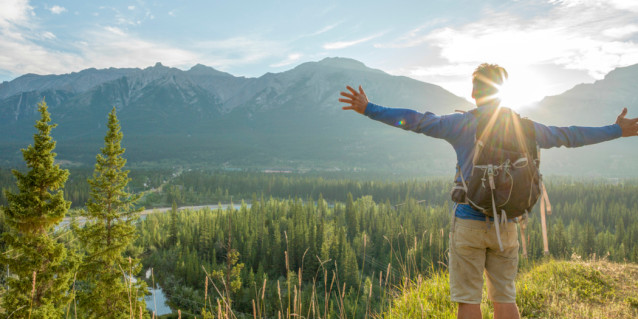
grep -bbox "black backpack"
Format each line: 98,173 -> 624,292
451,107 -> 541,219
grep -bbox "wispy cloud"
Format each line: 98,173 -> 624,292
0,0 -> 33,28
323,33 -> 384,50
41,31 -> 56,39
49,5 -> 66,14
0,0 -> 72,77
78,26 -> 199,70
409,64 -> 476,78
374,19 -> 447,49
0,0 -> 286,81
603,25 -> 638,39
609,0 -> 638,11
288,22 -> 341,47
308,23 -> 340,37
0,2 -> 198,79
550,0 -> 638,12
270,53 -> 302,68
378,0 -> 638,102
0,24 -> 82,77
422,1 -> 638,79
192,37 -> 285,70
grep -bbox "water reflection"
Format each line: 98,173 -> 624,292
145,286 -> 172,316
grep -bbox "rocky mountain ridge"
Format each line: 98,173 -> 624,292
0,58 -> 636,176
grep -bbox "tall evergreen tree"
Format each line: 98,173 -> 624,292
551,220 -> 569,258
169,200 -> 178,246
1,100 -> 77,318
75,107 -> 147,318
345,193 -> 357,240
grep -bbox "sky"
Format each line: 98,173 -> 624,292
1,0 -> 638,108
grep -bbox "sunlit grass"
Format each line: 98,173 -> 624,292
384,259 -> 638,319
517,259 -> 638,318
383,271 -> 455,319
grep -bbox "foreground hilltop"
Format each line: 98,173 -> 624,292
386,259 -> 638,318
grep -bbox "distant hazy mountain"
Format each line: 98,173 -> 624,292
0,58 -> 471,175
0,58 -> 636,176
527,64 -> 638,126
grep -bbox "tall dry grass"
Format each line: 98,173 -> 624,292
190,225 -> 446,319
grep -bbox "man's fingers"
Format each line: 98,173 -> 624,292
338,98 -> 353,104
346,86 -> 358,95
342,106 -> 354,110
618,107 -> 628,119
359,85 -> 366,96
340,92 -> 355,99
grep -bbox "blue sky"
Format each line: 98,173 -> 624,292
1,0 -> 638,107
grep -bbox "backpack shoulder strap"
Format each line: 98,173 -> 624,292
509,109 -> 538,160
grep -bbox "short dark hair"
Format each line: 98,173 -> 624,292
472,63 -> 508,100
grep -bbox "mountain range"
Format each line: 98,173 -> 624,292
1,58 -> 636,177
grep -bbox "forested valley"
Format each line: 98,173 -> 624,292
1,101 -> 638,318
3,164 -> 638,317
134,172 -> 638,317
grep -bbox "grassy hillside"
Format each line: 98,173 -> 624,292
385,259 -> 638,318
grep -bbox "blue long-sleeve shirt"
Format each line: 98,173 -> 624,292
364,102 -> 622,220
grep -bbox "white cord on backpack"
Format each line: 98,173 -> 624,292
491,187 -> 504,252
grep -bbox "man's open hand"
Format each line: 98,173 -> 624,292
339,85 -> 368,114
616,108 -> 638,137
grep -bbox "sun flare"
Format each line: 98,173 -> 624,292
497,67 -> 547,111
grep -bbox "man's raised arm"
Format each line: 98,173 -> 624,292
339,85 -> 466,142
534,108 -> 638,149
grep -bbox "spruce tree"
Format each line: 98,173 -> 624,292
75,107 -> 147,318
168,200 -> 178,246
345,193 -> 357,240
1,100 -> 77,318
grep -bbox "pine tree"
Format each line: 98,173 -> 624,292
1,100 -> 77,318
550,219 -> 569,258
582,222 -> 596,257
199,215 -> 211,261
345,193 -> 357,240
211,208 -> 244,316
169,200 -> 178,246
342,244 -> 360,288
75,107 -> 147,318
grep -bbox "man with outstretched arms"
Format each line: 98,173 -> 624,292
339,63 -> 638,319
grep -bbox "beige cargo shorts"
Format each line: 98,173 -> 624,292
449,217 -> 519,304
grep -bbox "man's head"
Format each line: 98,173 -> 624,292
472,63 -> 508,107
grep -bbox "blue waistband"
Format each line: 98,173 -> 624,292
454,204 -> 517,222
